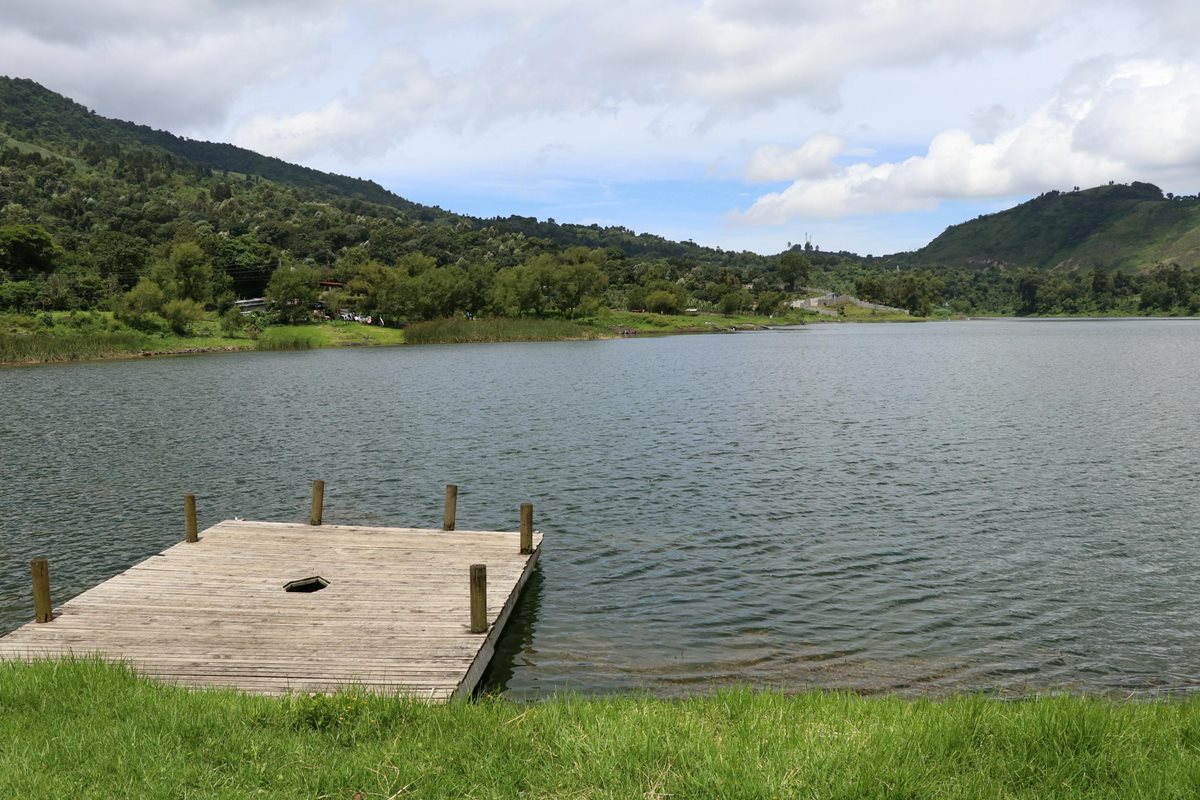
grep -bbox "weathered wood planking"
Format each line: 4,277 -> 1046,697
0,520 -> 541,701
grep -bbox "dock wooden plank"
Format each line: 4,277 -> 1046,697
0,520 -> 541,701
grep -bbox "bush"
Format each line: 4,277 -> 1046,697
0,279 -> 41,312
115,278 -> 167,330
719,291 -> 750,315
756,291 -> 785,316
645,290 -> 681,315
219,307 -> 244,336
161,298 -> 204,335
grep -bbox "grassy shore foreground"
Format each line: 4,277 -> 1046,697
2,660 -> 1198,798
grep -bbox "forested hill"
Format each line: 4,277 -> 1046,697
899,182 -> 1200,271
7,75 -> 1198,323
0,76 -> 768,269
0,76 -> 426,213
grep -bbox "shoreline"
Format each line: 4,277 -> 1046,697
11,310 -> 1194,368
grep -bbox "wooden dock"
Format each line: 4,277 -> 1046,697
0,508 -> 542,701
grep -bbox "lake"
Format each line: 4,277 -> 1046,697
2,318 -> 1199,698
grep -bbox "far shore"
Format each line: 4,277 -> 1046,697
14,307 -> 1193,367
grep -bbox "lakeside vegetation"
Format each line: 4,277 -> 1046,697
5,76 -> 1200,359
403,317 -> 606,344
0,311 -> 408,364
3,659 -> 1200,798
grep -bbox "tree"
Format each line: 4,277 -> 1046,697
462,263 -> 495,317
409,266 -> 468,320
0,224 -> 61,275
161,298 -> 204,335
625,284 -> 648,311
0,280 -> 40,312
1139,281 -> 1173,312
1015,271 -> 1041,316
548,255 -> 607,317
265,262 -> 319,323
168,241 -> 215,304
776,250 -> 811,292
216,235 -> 276,297
895,271 -> 941,317
86,230 -> 149,285
646,290 -> 682,314
756,290 -> 785,316
492,260 -> 548,317
115,277 -> 166,330
719,290 -> 750,315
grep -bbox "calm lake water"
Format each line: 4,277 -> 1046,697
3,319 -> 1200,698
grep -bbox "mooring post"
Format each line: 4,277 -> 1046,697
443,484 -> 458,531
31,558 -> 52,623
184,493 -> 198,543
520,503 -> 534,555
310,480 -> 324,526
469,564 -> 487,633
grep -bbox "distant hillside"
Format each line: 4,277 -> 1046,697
902,182 -> 1200,271
0,76 -> 761,267
1,76 -> 799,323
0,76 -> 431,213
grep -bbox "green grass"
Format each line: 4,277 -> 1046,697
255,321 -> 407,349
593,308 -> 817,333
830,303 -> 924,322
0,313 -> 407,364
403,317 -> 606,344
255,326 -> 322,350
2,659 -> 1200,798
321,320 -> 407,346
0,330 -> 155,362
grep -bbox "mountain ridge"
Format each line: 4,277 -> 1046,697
898,182 -> 1200,271
0,76 -> 768,269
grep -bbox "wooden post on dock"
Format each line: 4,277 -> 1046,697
443,484 -> 458,531
469,564 -> 487,633
31,559 -> 52,624
184,494 -> 198,543
310,480 -> 324,526
520,503 -> 533,555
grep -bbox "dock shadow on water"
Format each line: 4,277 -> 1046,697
479,564 -> 545,696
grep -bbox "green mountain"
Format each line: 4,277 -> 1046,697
902,182 -> 1200,271
0,76 -> 768,278
0,76 -> 428,213
0,76 -> 789,321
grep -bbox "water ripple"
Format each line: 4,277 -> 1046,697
3,320 -> 1200,698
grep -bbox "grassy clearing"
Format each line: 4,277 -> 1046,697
255,325 -> 322,350
403,317 -> 605,344
595,308 -> 816,333
255,322 -> 406,350
2,660 -> 1199,799
322,320 -> 406,346
832,303 -> 923,322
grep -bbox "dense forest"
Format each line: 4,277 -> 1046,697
2,75 -> 1200,332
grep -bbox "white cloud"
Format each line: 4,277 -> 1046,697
218,0 -> 1082,161
0,3 -> 339,129
731,58 -> 1200,223
745,134 -> 844,182
235,52 -> 451,161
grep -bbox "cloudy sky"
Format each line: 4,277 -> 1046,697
2,1 -> 1198,255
